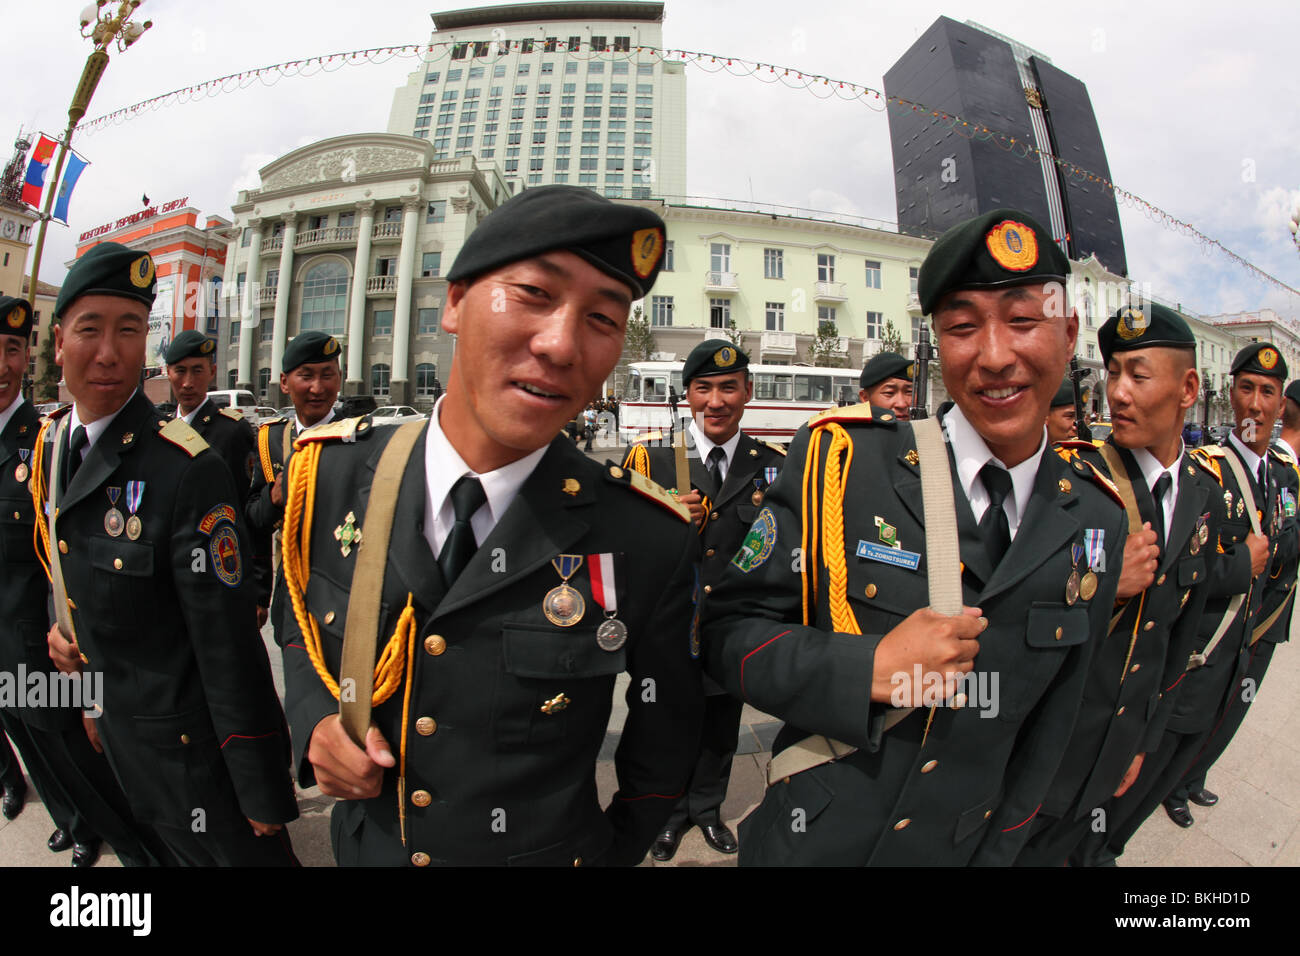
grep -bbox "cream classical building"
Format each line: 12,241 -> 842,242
222,134 -> 508,406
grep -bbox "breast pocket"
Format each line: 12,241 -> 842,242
495,623 -> 625,750
89,536 -> 155,624
0,495 -> 35,564
993,603 -> 1091,723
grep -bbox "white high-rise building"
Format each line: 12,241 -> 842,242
388,2 -> 686,201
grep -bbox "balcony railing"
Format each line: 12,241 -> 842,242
814,281 -> 847,301
260,235 -> 283,254
760,331 -> 796,353
372,221 -> 403,242
295,225 -> 359,249
704,271 -> 739,291
257,285 -> 278,304
366,275 -> 398,295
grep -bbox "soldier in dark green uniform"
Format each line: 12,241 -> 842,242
244,331 -> 342,638
621,340 -> 785,859
1046,377 -> 1079,443
1007,303 -> 1225,865
856,351 -> 914,420
37,243 -> 299,866
700,209 -> 1129,865
278,185 -> 704,866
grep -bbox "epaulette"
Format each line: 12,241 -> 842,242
808,403 -> 879,427
1192,444 -> 1226,459
218,407 -> 244,421
1189,446 -> 1224,485
605,463 -> 690,523
1268,443 -> 1296,464
755,438 -> 787,456
1053,439 -> 1096,464
157,418 -> 209,457
293,415 -> 372,450
1064,454 -> 1125,510
43,403 -> 73,423
640,430 -> 666,443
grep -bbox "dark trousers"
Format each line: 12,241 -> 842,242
0,710 -> 166,865
665,693 -> 745,830
153,821 -> 300,867
1014,811 -> 1096,867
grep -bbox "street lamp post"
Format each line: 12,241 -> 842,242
25,1 -> 152,310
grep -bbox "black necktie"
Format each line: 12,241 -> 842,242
63,425 -> 88,492
978,463 -> 1013,566
706,446 -> 726,496
1257,460 -> 1268,503
438,476 -> 486,586
1151,472 -> 1171,547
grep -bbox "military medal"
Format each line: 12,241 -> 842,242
1079,571 -> 1099,601
124,481 -> 145,540
104,487 -> 125,537
1237,498 -> 1245,519
752,479 -> 764,506
587,552 -> 628,651
1065,542 -> 1084,605
544,554 -> 585,627
14,448 -> 30,483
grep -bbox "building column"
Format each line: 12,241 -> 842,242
236,218 -> 262,390
344,200 -> 375,395
269,212 -> 297,381
389,197 -> 422,405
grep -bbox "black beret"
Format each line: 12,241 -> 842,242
683,339 -> 749,386
446,185 -> 667,298
165,329 -> 216,364
0,296 -> 32,340
1285,380 -> 1300,407
1097,302 -> 1196,365
1051,377 -> 1075,408
918,208 -> 1069,316
55,242 -> 157,318
282,331 -> 341,374
1231,342 -> 1288,380
859,351 -> 913,391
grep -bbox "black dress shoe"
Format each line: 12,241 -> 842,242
1,780 -> 26,820
48,829 -> 73,852
650,827 -> 683,862
1187,788 -> 1219,807
1163,799 -> 1194,828
700,823 -> 739,854
71,840 -> 101,868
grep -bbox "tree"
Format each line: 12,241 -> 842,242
722,318 -> 744,351
622,304 -> 656,361
880,318 -> 906,356
808,320 -> 845,368
34,332 -> 60,402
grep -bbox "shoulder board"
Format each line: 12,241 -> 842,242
756,438 -> 787,457
218,407 -> 244,421
1190,452 -> 1224,484
1054,439 -> 1092,463
1066,455 -> 1125,510
640,430 -> 666,443
293,415 -> 372,449
1191,444 -> 1226,459
158,418 -> 209,457
44,404 -> 73,422
605,463 -> 690,523
808,403 -> 876,428
1268,444 -> 1296,464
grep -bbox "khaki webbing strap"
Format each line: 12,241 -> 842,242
1250,585 -> 1295,646
1096,445 -> 1144,534
1190,450 -> 1260,669
46,418 -> 79,649
1220,450 -> 1263,537
673,429 -> 689,493
337,420 -> 425,747
767,417 -> 962,785
282,421 -> 294,469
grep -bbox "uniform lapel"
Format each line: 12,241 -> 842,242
435,438 -> 593,617
1160,452 -> 1207,574
61,393 -> 152,513
380,423 -> 445,614
0,406 -> 22,466
894,434 -> 993,587
979,450 -> 1079,605
1114,444 -> 1160,528
713,433 -> 760,509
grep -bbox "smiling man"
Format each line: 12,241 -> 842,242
277,185 -> 703,866
700,209 -> 1128,866
621,340 -> 786,860
35,242 -> 298,865
857,351 -> 914,419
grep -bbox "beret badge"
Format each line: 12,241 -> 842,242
1116,307 -> 1147,341
1259,347 -> 1279,370
631,227 -> 664,279
129,255 -> 155,288
984,220 -> 1039,272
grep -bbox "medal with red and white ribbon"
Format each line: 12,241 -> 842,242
587,552 -> 628,651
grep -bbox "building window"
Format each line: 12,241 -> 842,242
817,305 -> 837,334
663,240 -> 674,271
228,369 -> 238,389
373,309 -> 393,336
337,211 -> 355,229
417,307 -> 441,335
909,266 -> 919,295
371,364 -> 390,398
764,248 -> 783,280
421,252 -> 442,277
765,302 -> 785,331
230,320 -> 240,344
300,261 -> 349,334
1086,343 -> 1096,360
257,367 -> 271,400
817,254 -> 836,283
650,295 -> 673,327
241,228 -> 251,247
864,260 -> 882,289
709,299 -> 730,330
264,268 -> 279,289
910,316 -> 921,347
710,242 -> 731,274
866,311 -> 882,340
260,319 -> 273,342
416,363 -> 439,396
426,200 -> 446,224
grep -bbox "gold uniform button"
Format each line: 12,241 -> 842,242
1143,621 -> 1155,632
411,852 -> 431,867
573,857 -> 583,867
920,760 -> 938,774
416,717 -> 437,736
411,790 -> 431,808
10,512 -> 18,520
865,584 -> 878,599
1130,663 -> 1141,674
1192,570 -> 1199,581
1054,626 -> 1063,641
983,810 -> 992,820
1116,706 -> 1126,717
113,558 -> 123,570
180,734 -> 191,745
703,584 -> 713,594
58,540 -> 68,554
705,548 -> 716,558
323,611 -> 336,625
1156,573 -> 1166,586
609,466 -> 624,479
710,511 -> 719,521
893,818 -> 910,831
424,634 -> 447,656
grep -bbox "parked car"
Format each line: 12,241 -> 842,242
370,405 -> 427,427
248,406 -> 283,426
335,395 -> 378,419
205,389 -> 258,415
1207,424 -> 1231,445
1088,421 -> 1112,443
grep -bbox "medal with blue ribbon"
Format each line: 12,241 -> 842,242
104,487 -> 125,537
14,448 -> 30,483
544,554 -> 585,626
125,481 -> 145,540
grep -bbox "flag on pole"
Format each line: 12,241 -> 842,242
52,153 -> 89,224
21,135 -> 57,208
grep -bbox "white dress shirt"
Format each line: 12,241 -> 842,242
0,394 -> 24,436
1129,443 -> 1184,546
942,403 -> 1047,539
688,418 -> 741,484
69,390 -> 137,463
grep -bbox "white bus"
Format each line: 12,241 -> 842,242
618,361 -> 861,445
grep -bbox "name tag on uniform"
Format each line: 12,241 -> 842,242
857,540 -> 921,571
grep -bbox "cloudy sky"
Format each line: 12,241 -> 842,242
8,0 -> 1298,321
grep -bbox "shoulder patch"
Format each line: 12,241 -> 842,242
1191,452 -> 1224,486
44,404 -> 72,422
1268,443 -> 1296,464
808,403 -> 875,428
757,438 -> 787,457
158,418 -> 209,457
605,465 -> 689,522
1073,457 -> 1125,510
293,415 -> 372,450
218,407 -> 244,421
1192,444 -> 1226,459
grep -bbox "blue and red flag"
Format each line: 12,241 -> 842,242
52,153 -> 88,224
22,135 -> 58,208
